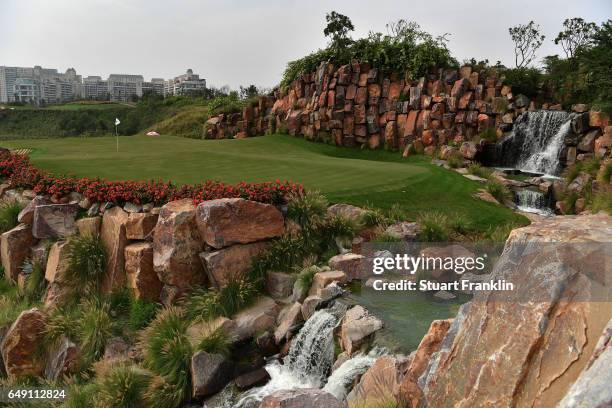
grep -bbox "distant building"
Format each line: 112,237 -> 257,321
142,78 -> 165,96
0,65 -> 82,105
83,76 -> 109,100
107,74 -> 144,102
165,69 -> 206,96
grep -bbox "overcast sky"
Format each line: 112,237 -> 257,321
1,0 -> 610,90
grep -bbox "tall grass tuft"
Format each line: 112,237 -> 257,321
486,182 -> 512,203
598,160 -> 612,183
128,299 -> 159,331
195,327 -> 231,357
417,212 -> 449,242
144,375 -> 187,408
286,190 -> 328,229
21,260 -> 46,302
0,201 -> 23,233
589,190 -> 612,214
95,363 -> 152,408
79,299 -> 115,366
467,163 -> 492,180
359,208 -> 389,229
66,234 -> 107,292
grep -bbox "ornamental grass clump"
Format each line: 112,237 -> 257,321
66,234 -> 107,292
0,201 -> 23,233
95,363 -> 152,408
416,211 -> 449,242
486,181 -> 512,203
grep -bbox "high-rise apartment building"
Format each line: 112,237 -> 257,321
164,69 -> 206,96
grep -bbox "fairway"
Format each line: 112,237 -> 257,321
1,134 -> 527,230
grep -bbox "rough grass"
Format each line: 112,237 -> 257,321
1,134 -> 527,232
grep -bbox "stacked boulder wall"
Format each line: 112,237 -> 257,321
153,199 -> 205,290
100,206 -> 130,292
195,198 -> 284,248
422,214 -> 612,408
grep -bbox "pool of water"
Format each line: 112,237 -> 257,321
343,281 -> 468,353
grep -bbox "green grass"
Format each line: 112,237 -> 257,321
1,134 -> 527,231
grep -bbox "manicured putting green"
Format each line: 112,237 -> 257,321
1,134 -> 527,230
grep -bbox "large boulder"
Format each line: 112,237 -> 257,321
328,253 -> 365,281
265,271 -> 297,299
231,297 -> 279,342
125,242 -> 162,301
327,203 -> 366,222
260,389 -> 344,408
0,308 -> 46,379
199,241 -> 270,288
346,356 -> 409,406
126,212 -> 158,240
45,241 -> 71,283
558,319 -> 612,408
100,206 -> 129,292
423,214 -> 612,408
191,351 -> 233,399
1,224 -> 36,281
385,221 -> 418,241
75,216 -> 101,237
45,336 -> 79,381
17,195 -> 49,225
234,367 -> 270,390
153,199 -> 205,290
274,302 -> 303,344
340,305 -> 383,355
32,203 -> 78,238
195,198 -> 284,249
309,270 -> 347,295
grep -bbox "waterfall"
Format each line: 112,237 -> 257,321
323,349 -> 383,400
514,188 -> 554,216
234,310 -> 340,407
497,111 -> 571,176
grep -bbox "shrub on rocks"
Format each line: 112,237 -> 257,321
66,234 -> 107,293
486,181 -> 512,204
0,201 -> 23,233
94,363 -> 152,408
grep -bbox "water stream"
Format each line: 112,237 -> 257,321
496,111 -> 571,176
514,188 -> 554,216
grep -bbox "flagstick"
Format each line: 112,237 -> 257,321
115,124 -> 118,152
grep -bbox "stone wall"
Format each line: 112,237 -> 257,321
205,63 -> 611,167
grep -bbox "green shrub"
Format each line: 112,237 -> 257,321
141,307 -> 191,406
387,203 -> 407,223
0,276 -> 31,327
372,232 -> 402,243
250,234 -> 310,282
485,223 -> 517,243
44,307 -> 80,345
185,280 -> 257,321
128,300 -> 159,331
486,182 -> 512,203
501,67 -> 542,98
296,265 -> 318,293
286,190 -> 328,230
95,363 -> 152,408
417,212 -> 449,242
590,190 -> 612,214
467,164 -> 492,180
0,201 -> 23,233
196,328 -> 231,357
21,260 -> 46,302
598,160 -> 612,183
79,300 -> 115,365
446,152 -> 464,169
448,213 -> 474,236
61,383 -> 99,408
359,208 -> 388,228
184,288 -> 223,322
66,234 -> 107,292
478,127 -> 498,143
218,279 -> 257,317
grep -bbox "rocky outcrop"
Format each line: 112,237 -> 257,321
17,195 -> 49,225
126,212 -> 158,240
100,206 -> 129,292
124,242 -> 162,301
339,305 -> 383,355
153,199 -> 205,290
328,253 -> 365,281
234,367 -> 270,390
0,308 -> 46,379
423,214 -> 612,408
327,203 -> 366,222
385,221 -> 418,241
32,203 -> 78,238
1,224 -> 36,281
75,216 -> 101,236
231,297 -> 279,342
274,302 -> 303,344
199,241 -> 270,288
558,319 -> 612,408
309,270 -> 347,295
260,389 -> 344,408
191,351 -> 233,399
265,271 -> 296,299
195,198 -> 283,248
44,241 -> 71,283
347,356 -> 409,406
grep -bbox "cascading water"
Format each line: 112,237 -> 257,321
233,309 -> 340,408
496,111 -> 571,176
322,349 -> 382,400
514,188 -> 554,216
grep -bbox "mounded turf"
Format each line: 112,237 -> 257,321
1,134 -> 527,231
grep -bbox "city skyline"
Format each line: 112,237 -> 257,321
1,0 -> 610,90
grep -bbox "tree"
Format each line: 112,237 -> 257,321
509,21 -> 545,68
239,85 -> 259,100
554,18 -> 597,58
324,11 -> 354,57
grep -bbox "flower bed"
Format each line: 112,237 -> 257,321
0,152 -> 304,205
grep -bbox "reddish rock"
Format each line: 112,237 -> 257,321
32,204 -> 78,239
328,253 -> 365,281
196,198 -> 283,249
409,319 -> 452,378
340,305 -> 383,355
422,130 -> 435,146
309,270 -> 348,295
355,87 -> 368,105
404,110 -> 419,138
125,242 -> 161,301
75,216 -> 101,237
100,206 -> 129,292
265,271 -> 297,299
384,121 -> 397,149
44,241 -> 71,284
191,351 -> 233,398
343,115 -> 354,135
45,336 -> 79,381
231,297 -> 279,342
0,308 -> 46,379
199,241 -> 270,288
589,110 -> 605,128
274,302 -> 303,344
451,78 -> 469,98
346,84 -> 357,100
354,104 -> 366,124
126,212 -> 158,240
261,389 -> 344,408
153,199 -> 205,289
1,224 -> 35,282
346,355 -> 407,405
17,196 -> 49,225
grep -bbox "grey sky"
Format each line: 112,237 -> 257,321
1,0 -> 610,90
